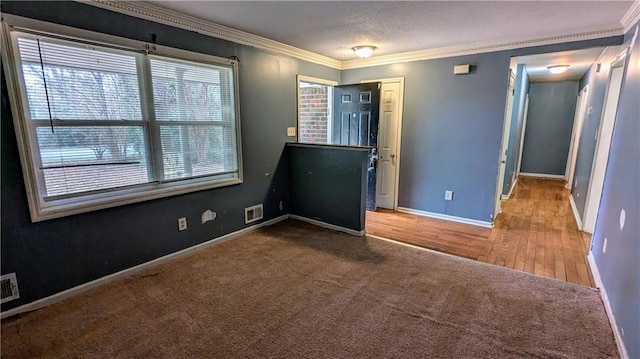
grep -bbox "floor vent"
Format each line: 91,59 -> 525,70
1,273 -> 20,304
245,204 -> 264,224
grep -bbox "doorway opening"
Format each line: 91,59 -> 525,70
361,78 -> 405,211
296,77 -> 384,210
582,50 -> 627,233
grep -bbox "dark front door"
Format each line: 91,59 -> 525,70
333,82 -> 380,210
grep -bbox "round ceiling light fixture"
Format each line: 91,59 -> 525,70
547,65 -> 570,74
352,45 -> 377,59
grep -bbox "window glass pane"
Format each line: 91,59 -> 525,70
9,30 -> 242,219
298,81 -> 332,144
150,58 -> 229,122
36,126 -> 148,197
18,37 -> 142,121
151,57 -> 238,181
160,125 -> 236,180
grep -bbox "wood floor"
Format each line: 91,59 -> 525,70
366,177 -> 594,287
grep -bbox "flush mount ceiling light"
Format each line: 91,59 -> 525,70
547,65 -> 570,74
352,45 -> 377,59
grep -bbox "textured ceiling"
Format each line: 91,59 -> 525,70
149,1 -> 633,60
516,47 -> 606,83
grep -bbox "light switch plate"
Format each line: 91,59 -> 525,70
287,127 -> 296,137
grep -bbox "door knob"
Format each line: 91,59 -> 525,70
390,154 -> 396,158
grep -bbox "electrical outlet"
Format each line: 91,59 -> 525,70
602,237 -> 608,254
445,190 -> 454,201
178,217 -> 187,231
287,127 -> 296,137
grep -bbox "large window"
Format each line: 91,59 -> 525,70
3,19 -> 242,221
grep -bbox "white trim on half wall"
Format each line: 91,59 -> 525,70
288,215 -> 366,237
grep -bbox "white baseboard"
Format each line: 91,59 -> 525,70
396,207 -> 493,228
0,214 -> 289,319
501,177 -> 518,200
519,172 -> 565,179
588,253 -> 629,359
569,194 -> 583,230
288,214 -> 365,237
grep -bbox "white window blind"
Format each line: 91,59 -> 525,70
5,25 -> 242,221
149,57 -> 238,181
18,36 -> 149,198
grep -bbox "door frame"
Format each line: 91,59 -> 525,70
565,85 -> 589,190
296,75 -> 338,144
582,48 -> 628,233
516,94 -> 530,176
361,77 -> 405,210
495,69 -> 516,218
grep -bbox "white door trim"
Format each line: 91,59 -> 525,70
361,77 -> 405,210
565,92 -> 582,181
583,49 -> 628,233
516,94 -> 530,176
566,86 -> 589,190
495,70 -> 516,218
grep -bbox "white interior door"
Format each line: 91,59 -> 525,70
495,71 -> 516,217
566,86 -> 588,190
375,80 -> 403,209
583,60 -> 625,233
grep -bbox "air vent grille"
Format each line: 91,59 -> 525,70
245,204 -> 264,224
1,273 -> 20,304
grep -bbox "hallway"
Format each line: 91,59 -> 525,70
366,176 -> 594,287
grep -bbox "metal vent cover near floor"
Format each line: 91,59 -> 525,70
1,273 -> 20,304
245,204 -> 264,224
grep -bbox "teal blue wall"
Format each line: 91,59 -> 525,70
591,23 -> 640,358
520,81 -> 579,175
571,46 -> 620,218
288,144 -> 368,232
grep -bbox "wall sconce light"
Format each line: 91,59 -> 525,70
547,65 -> 570,74
352,45 -> 377,59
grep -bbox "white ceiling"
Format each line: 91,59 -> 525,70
515,47 -> 606,82
149,1 -> 634,61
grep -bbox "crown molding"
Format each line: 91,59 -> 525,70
81,0 -> 342,69
81,0 -> 626,71
340,28 -> 623,70
621,0 -> 640,33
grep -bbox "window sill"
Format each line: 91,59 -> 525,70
31,176 -> 243,222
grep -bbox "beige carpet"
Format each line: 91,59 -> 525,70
1,220 -> 618,358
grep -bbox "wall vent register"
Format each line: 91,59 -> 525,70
0,273 -> 20,304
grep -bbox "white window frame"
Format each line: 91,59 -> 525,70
1,14 -> 243,222
296,75 -> 337,144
